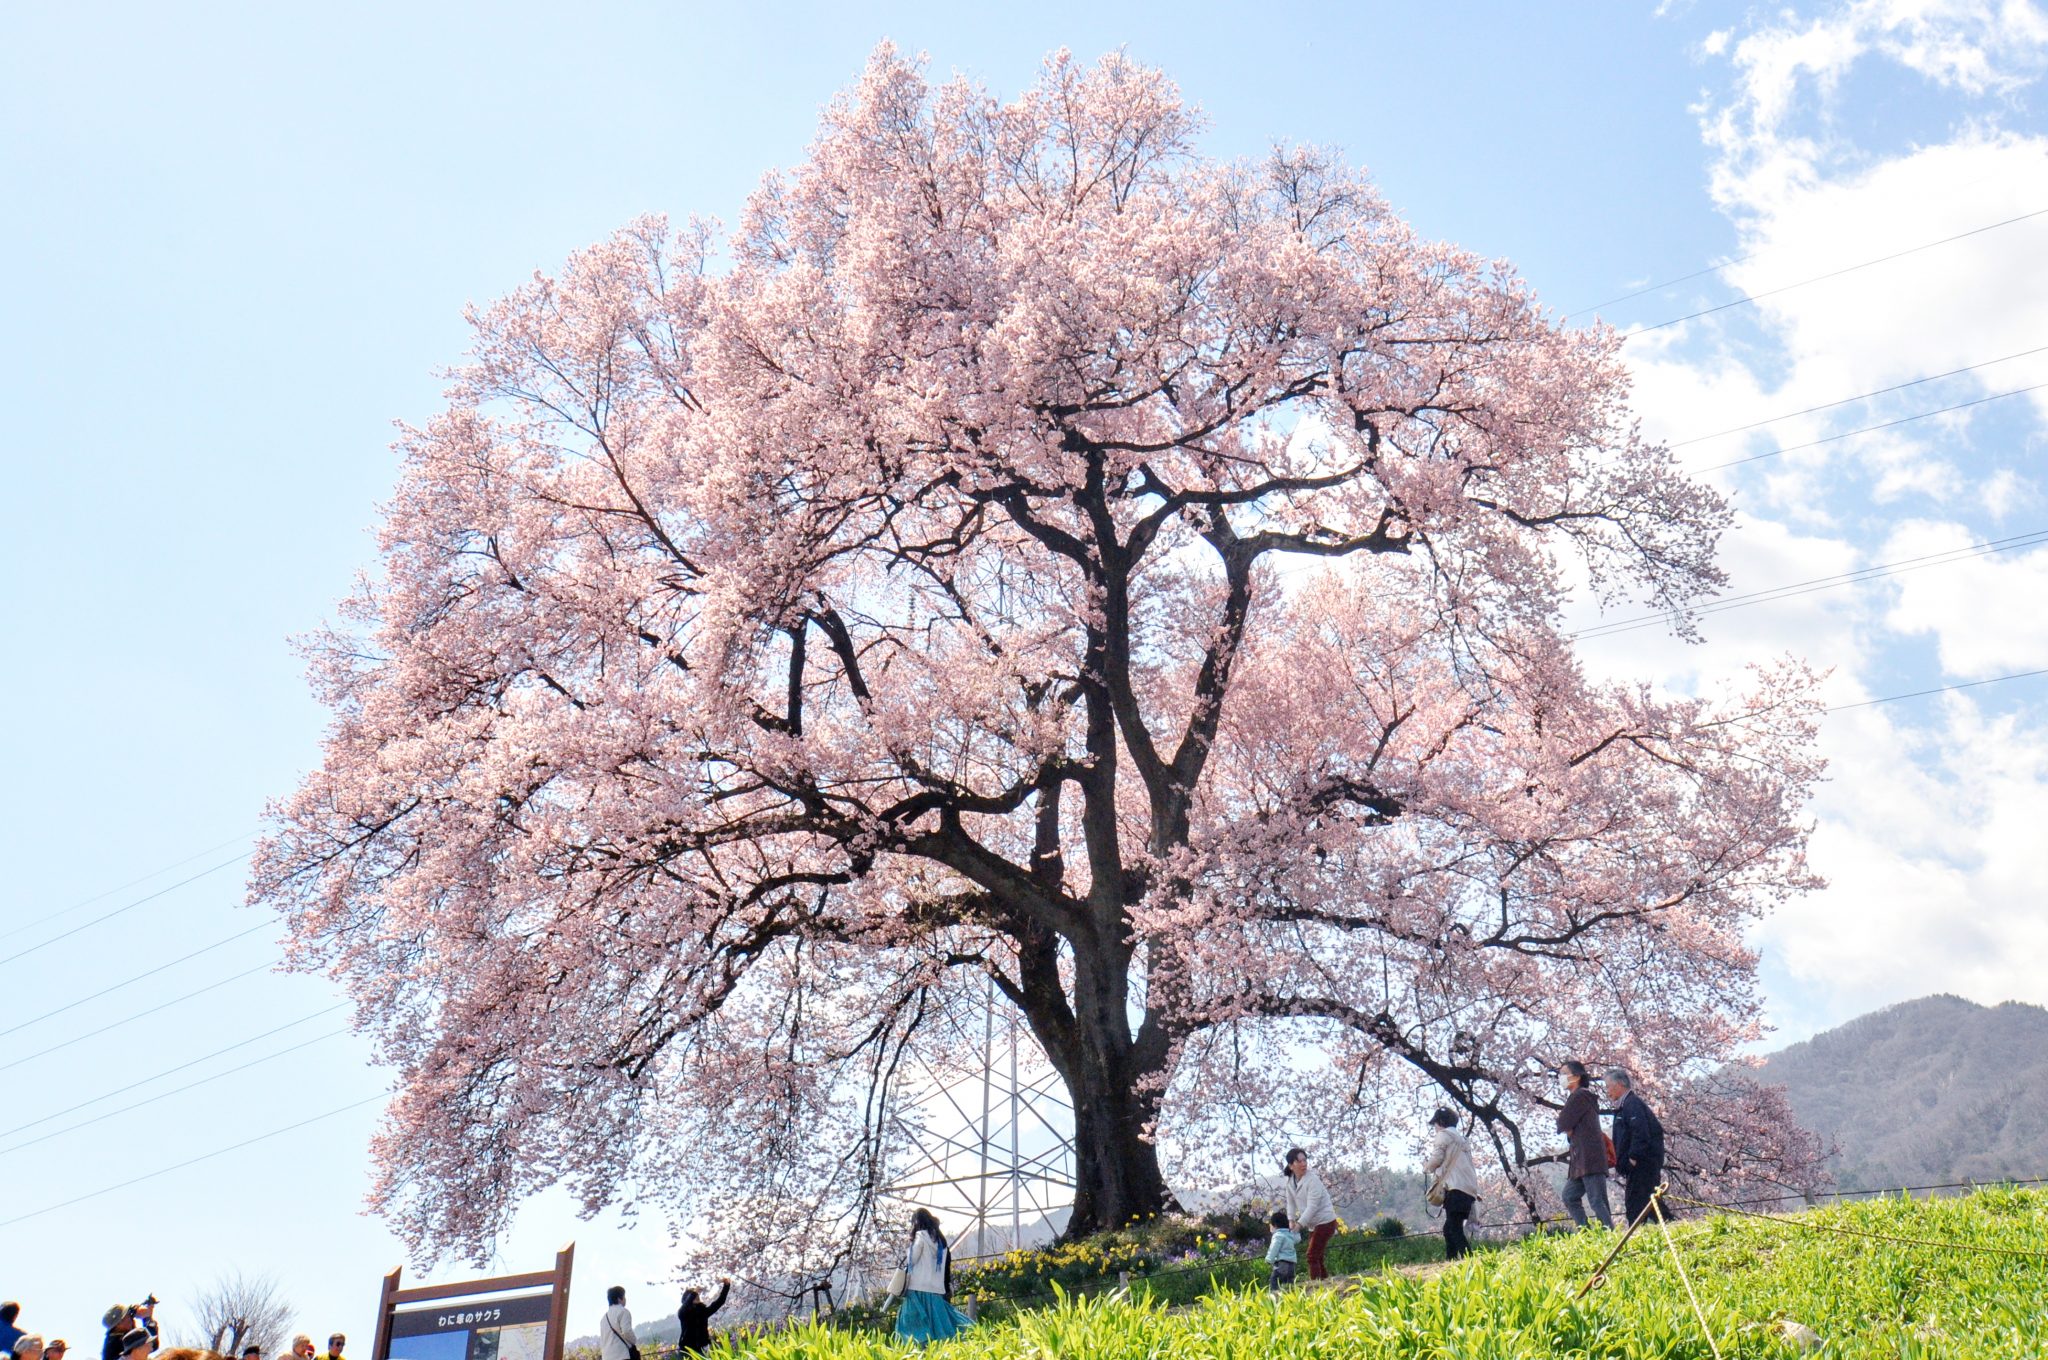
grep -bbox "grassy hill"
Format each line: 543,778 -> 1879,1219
719,1188 -> 2048,1358
1758,995 -> 2048,1191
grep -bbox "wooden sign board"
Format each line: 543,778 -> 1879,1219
370,1246 -> 575,1360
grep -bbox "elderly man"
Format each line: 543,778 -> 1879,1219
1604,1068 -> 1666,1227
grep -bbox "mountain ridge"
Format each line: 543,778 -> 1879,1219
1757,993 -> 2048,1192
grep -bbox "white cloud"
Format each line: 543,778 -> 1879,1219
1882,519 -> 2048,673
1601,0 -> 2048,1042
1760,696 -> 2048,1034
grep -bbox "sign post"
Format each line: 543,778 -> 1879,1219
371,1245 -> 576,1360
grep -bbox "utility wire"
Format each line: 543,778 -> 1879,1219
0,1095 -> 383,1229
1699,381 -> 2048,471
1573,528 -> 2048,642
0,921 -> 273,1039
1628,204 -> 2048,335
1670,342 -> 2048,447
0,1004 -> 349,1139
1562,157 -> 2042,321
0,852 -> 250,968
0,960 -> 277,1072
1564,252 -> 1766,321
1828,667 -> 2048,712
0,830 -> 256,942
0,1026 -> 351,1156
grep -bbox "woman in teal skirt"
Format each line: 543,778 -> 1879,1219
891,1209 -> 973,1344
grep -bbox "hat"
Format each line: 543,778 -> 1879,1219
242,1348 -> 262,1358
120,1330 -> 151,1355
101,1311 -> 127,1331
47,1344 -> 68,1355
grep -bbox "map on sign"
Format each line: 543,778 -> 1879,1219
387,1291 -> 553,1360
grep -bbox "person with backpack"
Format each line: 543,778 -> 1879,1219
676,1280 -> 730,1356
1556,1060 -> 1614,1229
887,1209 -> 972,1344
596,1288 -> 637,1360
1422,1109 -> 1482,1260
1605,1067 -> 1667,1226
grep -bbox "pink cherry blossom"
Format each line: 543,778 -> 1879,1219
252,46 -> 1828,1277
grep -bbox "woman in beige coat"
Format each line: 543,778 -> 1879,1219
1280,1147 -> 1339,1279
1423,1109 -> 1482,1260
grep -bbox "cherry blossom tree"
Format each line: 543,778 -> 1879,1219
254,47 -> 1828,1273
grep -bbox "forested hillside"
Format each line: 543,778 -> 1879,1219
1758,995 -> 2048,1191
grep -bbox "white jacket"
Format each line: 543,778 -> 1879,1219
1282,1168 -> 1336,1231
1425,1126 -> 1482,1197
904,1231 -> 949,1295
598,1306 -> 637,1360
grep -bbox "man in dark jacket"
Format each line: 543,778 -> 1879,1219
1604,1068 -> 1666,1226
677,1280 -> 731,1356
1555,1061 -> 1613,1228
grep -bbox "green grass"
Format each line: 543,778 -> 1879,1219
715,1188 -> 2048,1358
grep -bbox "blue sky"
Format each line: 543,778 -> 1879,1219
4,0 -> 2046,1348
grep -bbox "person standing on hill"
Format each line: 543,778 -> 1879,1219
1557,1061 -> 1614,1229
597,1288 -> 636,1360
1605,1068 -> 1666,1226
888,1209 -> 973,1345
1423,1110 -> 1482,1260
676,1280 -> 730,1355
1263,1210 -> 1300,1289
1280,1148 -> 1339,1280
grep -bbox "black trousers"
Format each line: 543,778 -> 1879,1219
1442,1188 -> 1476,1259
1623,1166 -> 1663,1226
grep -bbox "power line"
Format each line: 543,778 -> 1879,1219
1670,342 -> 2048,447
0,1026 -> 351,1156
0,829 -> 256,942
0,960 -> 277,1072
1563,155 -> 2043,321
1627,203 -> 2048,336
1563,251 -> 1767,321
0,851 -> 250,968
1699,381 -> 2048,472
0,920 -> 273,1040
0,1095 -> 383,1229
0,1004 -> 349,1139
1827,667 -> 2048,712
1573,528 -> 2048,642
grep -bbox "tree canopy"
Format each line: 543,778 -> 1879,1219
254,46 -> 1828,1278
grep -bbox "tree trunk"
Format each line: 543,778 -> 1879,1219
1062,1061 -> 1177,1238
1032,930 -> 1181,1240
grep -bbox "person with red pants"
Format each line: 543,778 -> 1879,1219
1280,1147 -> 1339,1279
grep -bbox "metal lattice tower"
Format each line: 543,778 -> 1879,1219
881,976 -> 1077,1259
